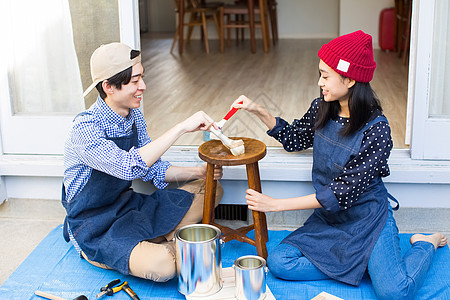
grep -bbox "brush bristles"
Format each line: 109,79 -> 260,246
230,145 -> 245,156
230,139 -> 245,156
230,139 -> 244,147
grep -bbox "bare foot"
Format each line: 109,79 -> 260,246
410,233 -> 448,250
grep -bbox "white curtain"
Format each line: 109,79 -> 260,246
6,0 -> 84,115
429,0 -> 450,116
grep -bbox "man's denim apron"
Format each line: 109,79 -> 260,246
62,121 -> 193,275
282,115 -> 397,286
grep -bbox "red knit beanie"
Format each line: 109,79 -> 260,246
318,30 -> 376,83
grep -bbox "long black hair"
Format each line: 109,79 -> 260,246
315,80 -> 383,136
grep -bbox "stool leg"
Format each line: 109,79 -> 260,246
203,162 -> 217,224
246,162 -> 268,259
246,162 -> 268,240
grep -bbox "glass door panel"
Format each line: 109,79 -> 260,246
0,0 -> 139,155
428,0 -> 450,117
411,0 -> 450,159
0,0 -> 84,155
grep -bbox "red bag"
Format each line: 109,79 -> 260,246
379,8 -> 395,51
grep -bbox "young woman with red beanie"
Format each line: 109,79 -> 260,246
231,30 -> 447,299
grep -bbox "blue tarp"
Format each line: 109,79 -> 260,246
1,225 -> 449,299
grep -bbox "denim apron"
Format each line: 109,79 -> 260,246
281,115 -> 396,286
62,120 -> 193,275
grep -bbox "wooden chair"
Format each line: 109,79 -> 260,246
233,0 -> 278,45
219,0 -> 271,53
171,0 -> 223,54
394,0 -> 412,65
267,0 -> 278,45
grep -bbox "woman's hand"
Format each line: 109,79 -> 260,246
247,191 -> 322,212
231,95 -> 277,130
199,163 -> 223,180
245,189 -> 278,212
179,111 -> 216,133
231,95 -> 261,114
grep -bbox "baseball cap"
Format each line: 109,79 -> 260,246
83,42 -> 141,97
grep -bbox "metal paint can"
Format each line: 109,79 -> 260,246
234,255 -> 267,300
175,224 -> 222,296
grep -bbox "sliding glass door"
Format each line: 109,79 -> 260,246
410,0 -> 450,159
0,0 -> 140,155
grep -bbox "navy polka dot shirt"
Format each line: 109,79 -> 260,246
267,99 -> 393,209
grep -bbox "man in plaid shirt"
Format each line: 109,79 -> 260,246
62,42 -> 222,282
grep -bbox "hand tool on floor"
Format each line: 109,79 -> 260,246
35,290 -> 87,300
215,101 -> 242,130
209,126 -> 245,156
122,282 -> 140,300
96,279 -> 124,298
96,279 -> 140,300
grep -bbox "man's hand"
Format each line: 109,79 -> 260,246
179,111 -> 216,133
199,163 -> 223,180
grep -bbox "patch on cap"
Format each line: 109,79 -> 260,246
337,59 -> 350,73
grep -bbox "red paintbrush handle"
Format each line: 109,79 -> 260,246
223,101 -> 243,120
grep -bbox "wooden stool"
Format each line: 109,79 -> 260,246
199,137 -> 269,259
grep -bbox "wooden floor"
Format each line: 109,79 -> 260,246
140,33 -> 409,148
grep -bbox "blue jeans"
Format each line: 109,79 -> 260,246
267,208 -> 436,299
367,208 -> 435,300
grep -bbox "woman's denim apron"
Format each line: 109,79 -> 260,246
62,120 -> 193,275
281,115 -> 397,286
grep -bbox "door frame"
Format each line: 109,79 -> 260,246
409,0 -> 450,159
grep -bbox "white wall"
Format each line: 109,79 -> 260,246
144,0 -> 339,39
146,0 -> 176,32
144,0 -> 395,48
340,0 -> 395,49
5,176 -> 450,209
220,180 -> 450,209
276,0 -> 339,39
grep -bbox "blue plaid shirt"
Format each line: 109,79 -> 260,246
63,96 -> 171,202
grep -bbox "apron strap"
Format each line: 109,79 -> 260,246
387,193 -> 400,211
63,217 -> 70,242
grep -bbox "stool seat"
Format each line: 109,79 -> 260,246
198,137 -> 268,258
199,137 -> 266,166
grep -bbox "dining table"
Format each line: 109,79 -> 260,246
177,0 -> 260,55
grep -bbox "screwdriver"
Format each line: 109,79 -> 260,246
122,282 -> 140,300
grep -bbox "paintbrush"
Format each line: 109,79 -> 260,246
209,126 -> 245,156
35,290 -> 88,300
215,101 -> 242,130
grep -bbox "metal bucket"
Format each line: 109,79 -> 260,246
175,224 -> 222,297
234,255 -> 267,300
